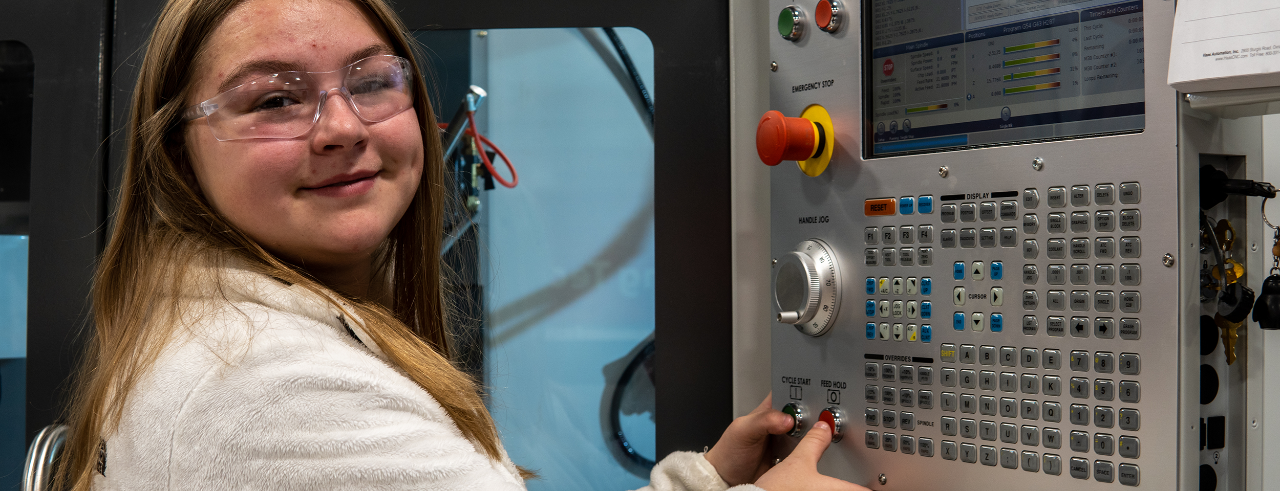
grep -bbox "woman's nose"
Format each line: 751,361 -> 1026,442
311,89 -> 368,150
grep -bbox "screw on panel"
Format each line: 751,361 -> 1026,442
1163,253 -> 1176,267
771,62 -> 778,72
1185,93 -> 1193,102
938,166 -> 949,178
1252,242 -> 1258,252
878,474 -> 887,485
1032,157 -> 1045,171
773,258 -> 778,265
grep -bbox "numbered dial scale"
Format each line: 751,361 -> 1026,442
774,239 -> 844,336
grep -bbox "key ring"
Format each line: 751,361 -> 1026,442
1264,197 -> 1280,275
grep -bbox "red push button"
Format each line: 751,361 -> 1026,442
865,198 -> 897,216
757,110 -> 820,166
819,407 -> 844,442
815,0 -> 843,33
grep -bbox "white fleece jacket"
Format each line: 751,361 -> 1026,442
96,263 -> 764,491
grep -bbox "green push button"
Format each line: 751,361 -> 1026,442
778,7 -> 803,41
781,402 -> 805,436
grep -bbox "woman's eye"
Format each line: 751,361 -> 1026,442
253,93 -> 302,111
350,76 -> 396,95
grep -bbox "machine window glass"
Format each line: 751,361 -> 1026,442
0,39 -> 32,490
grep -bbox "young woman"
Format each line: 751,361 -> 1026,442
58,0 -> 868,489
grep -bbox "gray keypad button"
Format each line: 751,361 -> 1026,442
943,440 -> 958,460
1094,379 -> 1115,401
1044,427 -> 1063,448
919,247 -> 934,266
1095,184 -> 1115,205
865,362 -> 880,380
1119,182 -> 1141,203
1021,425 -> 1040,446
941,204 -> 957,223
1118,463 -> 1140,486
981,420 -> 997,440
1070,457 -> 1090,479
980,202 -> 997,221
1070,290 -> 1089,311
1119,291 -> 1141,313
980,445 -> 997,466
900,435 -> 915,454
1070,430 -> 1090,452
1119,236 -> 1141,258
1095,237 -> 1115,258
883,386 -> 898,405
1044,453 -> 1063,475
1000,397 -> 1018,418
1044,350 -> 1062,369
1120,263 -> 1141,286
1119,209 -> 1141,231
1023,315 -> 1039,335
866,385 -> 880,403
960,228 -> 977,248
1070,316 -> 1090,337
1047,238 -> 1066,259
1119,435 -> 1140,458
1120,318 -> 1142,340
1119,353 -> 1140,375
1020,348 -> 1038,368
901,411 -> 916,431
1094,292 -> 1116,313
1024,188 -> 1040,209
883,409 -> 897,428
900,365 -> 915,383
881,226 -> 897,244
941,229 -> 957,248
960,345 -> 978,364
1094,460 -> 1115,483
1021,374 -> 1040,394
1070,238 -> 1090,259
865,408 -> 879,426
919,390 -> 934,409
901,388 -> 916,407
1094,210 -> 1115,232
1095,264 -> 1116,284
1000,227 -> 1018,247
1022,399 -> 1040,420
960,443 -> 977,464
1044,402 -> 1063,423
1070,211 -> 1091,233
1023,214 -> 1040,234
980,228 -> 997,248
881,248 -> 896,266
1001,448 -> 1018,469
941,368 -> 957,387
883,433 -> 897,452
882,364 -> 897,381
1000,372 -> 1018,393
1119,380 -> 1141,403
1047,187 -> 1067,208
1000,201 -> 1018,220
1094,352 -> 1115,373
1070,185 -> 1091,206
960,203 -> 977,222
941,416 -> 958,435
1070,379 -> 1090,399
1094,406 -> 1115,428
1047,264 -> 1066,284
1023,265 -> 1039,285
980,395 -> 997,416
1047,290 -> 1066,311
941,344 -> 958,362
1023,239 -> 1040,259
1047,212 -> 1066,233
1094,317 -> 1115,339
865,227 -> 879,244
914,226 -> 933,245
1070,351 -> 1090,371
1047,316 -> 1067,336
866,431 -> 880,449
899,226 -> 915,244
1000,346 -> 1017,367
1070,264 -> 1090,285
961,418 -> 977,439
961,393 -> 977,413
919,437 -> 935,457
1022,450 -> 1040,472
865,248 -> 879,266
980,370 -> 997,391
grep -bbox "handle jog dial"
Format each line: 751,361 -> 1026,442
773,239 -> 842,336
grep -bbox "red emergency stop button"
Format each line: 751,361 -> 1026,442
757,110 -> 824,166
819,407 -> 844,442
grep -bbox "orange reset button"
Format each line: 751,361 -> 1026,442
865,198 -> 897,216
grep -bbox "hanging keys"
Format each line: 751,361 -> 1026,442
1215,313 -> 1242,365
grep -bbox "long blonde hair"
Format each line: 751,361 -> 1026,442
60,0 -> 505,488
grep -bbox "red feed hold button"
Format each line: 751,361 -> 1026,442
819,407 -> 844,442
815,0 -> 833,30
756,110 -> 819,166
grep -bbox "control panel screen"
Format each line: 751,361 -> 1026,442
866,0 -> 1145,157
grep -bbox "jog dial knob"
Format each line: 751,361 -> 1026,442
773,239 -> 842,336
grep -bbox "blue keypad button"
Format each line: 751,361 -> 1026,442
921,278 -> 933,295
921,301 -> 933,319
991,314 -> 1004,332
991,261 -> 1004,280
900,197 -> 915,215
918,195 -> 934,214
867,300 -> 877,317
867,323 -> 877,340
866,277 -> 877,295
954,262 -> 966,280
921,325 -> 933,343
953,312 -> 966,331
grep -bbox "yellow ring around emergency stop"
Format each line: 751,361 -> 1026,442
797,104 -> 835,177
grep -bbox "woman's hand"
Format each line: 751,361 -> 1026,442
703,394 -> 796,485
753,421 -> 871,491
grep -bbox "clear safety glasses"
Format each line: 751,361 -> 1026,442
182,55 -> 414,141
